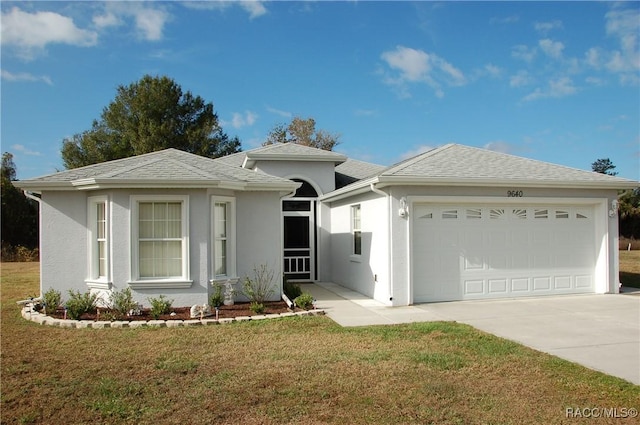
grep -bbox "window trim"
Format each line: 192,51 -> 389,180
351,204 -> 362,260
211,196 -> 237,284
129,195 -> 191,289
86,196 -> 111,289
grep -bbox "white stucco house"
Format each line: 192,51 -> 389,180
16,143 -> 638,307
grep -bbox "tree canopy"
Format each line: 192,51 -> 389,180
591,158 -> 618,176
1,153 -> 38,250
264,117 -> 340,151
61,75 -> 241,169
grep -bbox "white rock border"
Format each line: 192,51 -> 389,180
20,304 -> 325,329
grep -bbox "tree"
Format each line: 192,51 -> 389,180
61,75 -> 241,169
1,152 -> 38,250
264,117 -> 340,151
591,158 -> 618,176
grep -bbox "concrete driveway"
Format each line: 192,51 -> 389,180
305,282 -> 640,385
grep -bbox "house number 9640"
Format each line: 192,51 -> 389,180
507,190 -> 523,197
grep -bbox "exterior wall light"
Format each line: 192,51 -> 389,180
609,199 -> 619,217
399,197 -> 409,218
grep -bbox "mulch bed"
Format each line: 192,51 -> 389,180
47,301 -> 298,321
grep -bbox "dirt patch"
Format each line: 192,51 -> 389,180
47,301 -> 298,321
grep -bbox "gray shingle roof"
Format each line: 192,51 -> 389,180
15,149 -> 298,191
335,158 -> 386,188
245,143 -> 347,162
378,144 -> 637,186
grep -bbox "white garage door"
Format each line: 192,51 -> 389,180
412,203 -> 596,302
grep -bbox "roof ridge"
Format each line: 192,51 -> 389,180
381,143 -> 454,176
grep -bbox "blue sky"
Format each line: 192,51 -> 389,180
1,1 -> 639,180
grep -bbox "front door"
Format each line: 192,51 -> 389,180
283,213 -> 314,280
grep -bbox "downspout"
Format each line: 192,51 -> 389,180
22,191 -> 43,297
370,183 -> 393,305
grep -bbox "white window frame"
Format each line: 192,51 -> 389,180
211,196 -> 237,285
351,204 -> 362,260
86,196 -> 111,289
129,195 -> 191,289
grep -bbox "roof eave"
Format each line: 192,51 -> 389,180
375,175 -> 639,190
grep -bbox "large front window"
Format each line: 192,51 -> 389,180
130,196 -> 190,287
139,202 -> 183,278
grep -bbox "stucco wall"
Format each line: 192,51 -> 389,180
40,192 -> 88,297
254,161 -> 336,195
38,187 -> 284,308
328,191 -> 390,303
235,191 -> 283,302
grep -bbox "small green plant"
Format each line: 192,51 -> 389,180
294,293 -> 314,310
209,283 -> 224,308
283,277 -> 302,300
250,302 -> 265,314
148,295 -> 173,319
242,264 -> 276,304
66,290 -> 98,320
99,310 -> 118,322
109,287 -> 138,319
42,287 -> 61,315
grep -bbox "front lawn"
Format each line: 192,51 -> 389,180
1,262 -> 638,425
620,250 -> 640,289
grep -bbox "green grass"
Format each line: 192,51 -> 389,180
620,250 -> 640,288
2,262 -> 639,425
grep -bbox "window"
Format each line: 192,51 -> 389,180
212,197 -> 236,280
130,196 -> 190,288
352,205 -> 362,256
87,196 -> 109,285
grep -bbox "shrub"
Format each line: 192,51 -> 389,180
109,288 -> 138,319
250,302 -> 265,314
148,295 -> 173,319
294,293 -> 314,310
42,288 -> 61,315
283,277 -> 302,300
209,283 -> 224,308
66,290 -> 98,320
242,264 -> 276,304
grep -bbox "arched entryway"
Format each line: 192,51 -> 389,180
283,179 -> 318,281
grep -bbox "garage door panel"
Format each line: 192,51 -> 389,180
412,203 -> 596,303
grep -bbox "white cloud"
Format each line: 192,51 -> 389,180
92,12 -> 121,29
398,144 -> 438,161
231,111 -> 258,129
134,7 -> 168,41
100,3 -> 170,41
484,141 -> 516,154
534,20 -> 563,35
380,45 -> 466,98
266,106 -> 292,118
182,1 -> 267,19
539,39 -> 564,59
1,7 -> 97,59
1,69 -> 53,85
11,144 -> 42,156
511,45 -> 536,63
354,109 -> 378,117
510,70 -> 533,88
603,7 -> 640,81
490,15 -> 519,25
523,77 -> 578,102
239,1 -> 267,19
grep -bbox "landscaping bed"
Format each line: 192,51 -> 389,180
45,301 -> 297,321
